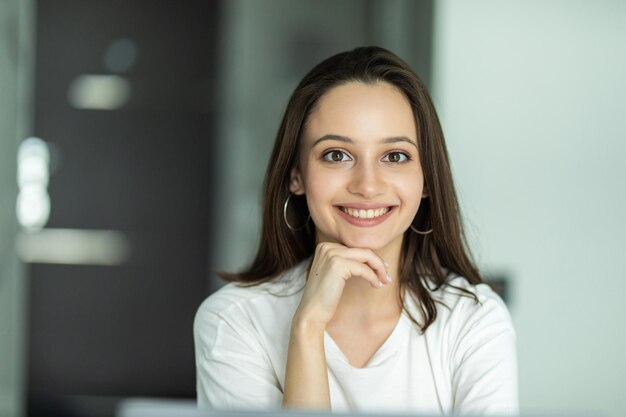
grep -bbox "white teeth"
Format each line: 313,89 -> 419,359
341,207 -> 390,219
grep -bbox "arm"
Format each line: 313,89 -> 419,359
282,315 -> 329,408
281,243 -> 390,409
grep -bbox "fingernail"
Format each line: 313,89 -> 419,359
377,281 -> 383,288
386,274 -> 393,283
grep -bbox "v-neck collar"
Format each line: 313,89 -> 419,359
323,311 -> 412,370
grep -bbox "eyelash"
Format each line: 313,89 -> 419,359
322,150 -> 351,163
321,150 -> 412,164
383,152 -> 411,163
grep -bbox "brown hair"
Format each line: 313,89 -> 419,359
219,46 -> 482,332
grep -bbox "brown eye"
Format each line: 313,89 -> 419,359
323,150 -> 350,162
384,152 -> 409,163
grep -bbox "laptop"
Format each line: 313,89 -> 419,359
117,399 -> 450,417
116,398 -> 603,417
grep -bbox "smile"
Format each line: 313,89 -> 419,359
339,207 -> 390,219
335,205 -> 395,228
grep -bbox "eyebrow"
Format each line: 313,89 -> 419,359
312,134 -> 418,150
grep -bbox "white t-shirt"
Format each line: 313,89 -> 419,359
194,259 -> 518,415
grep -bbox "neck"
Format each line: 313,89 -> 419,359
333,238 -> 404,322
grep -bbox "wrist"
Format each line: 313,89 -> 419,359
291,310 -> 326,338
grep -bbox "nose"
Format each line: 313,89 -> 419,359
347,160 -> 386,198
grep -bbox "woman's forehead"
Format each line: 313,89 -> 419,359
303,81 -> 417,143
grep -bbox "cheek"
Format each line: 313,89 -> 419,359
395,171 -> 425,215
305,172 -> 336,205
303,170 -> 344,223
303,163 -> 342,194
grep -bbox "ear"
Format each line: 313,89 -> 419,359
421,182 -> 429,198
289,166 -> 305,195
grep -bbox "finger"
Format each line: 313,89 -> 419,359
339,259 -> 386,289
326,247 -> 390,284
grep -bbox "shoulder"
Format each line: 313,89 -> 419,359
197,259 -> 307,314
440,277 -> 508,317
434,276 -> 513,327
193,260 -> 308,352
406,275 -> 515,342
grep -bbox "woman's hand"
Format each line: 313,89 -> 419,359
293,242 -> 391,330
283,242 -> 390,408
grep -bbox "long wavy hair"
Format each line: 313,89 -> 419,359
220,46 -> 482,332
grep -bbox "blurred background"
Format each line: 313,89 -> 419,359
1,0 -> 625,417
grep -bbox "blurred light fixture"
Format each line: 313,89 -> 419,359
16,138 -> 51,231
67,75 -> 131,110
104,38 -> 138,73
16,186 -> 51,231
16,228 -> 131,266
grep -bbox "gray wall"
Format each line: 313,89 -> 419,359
0,0 -> 33,416
432,1 -> 626,416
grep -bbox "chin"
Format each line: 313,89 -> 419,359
339,235 -> 392,250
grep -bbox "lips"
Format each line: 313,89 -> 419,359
339,206 -> 390,219
335,205 -> 395,227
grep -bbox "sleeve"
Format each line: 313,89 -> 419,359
449,287 -> 519,416
193,300 -> 284,410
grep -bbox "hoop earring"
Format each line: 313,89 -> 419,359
410,224 -> 433,235
283,193 -> 310,231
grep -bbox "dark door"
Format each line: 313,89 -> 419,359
27,1 -> 219,416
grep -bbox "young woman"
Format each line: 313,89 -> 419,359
194,46 -> 518,415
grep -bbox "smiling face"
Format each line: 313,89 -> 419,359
289,81 -> 425,252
